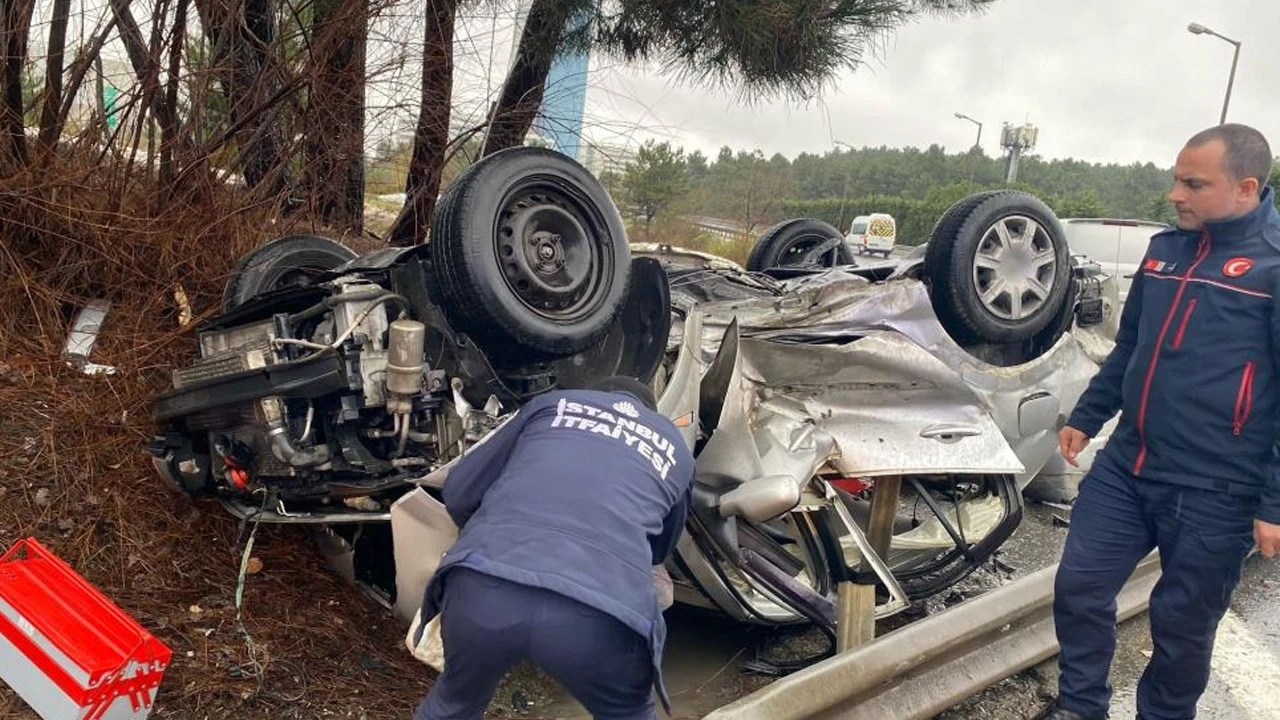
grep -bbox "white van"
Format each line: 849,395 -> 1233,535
1059,218 -> 1168,302
846,213 -> 897,258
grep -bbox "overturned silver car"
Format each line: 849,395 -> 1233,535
148,149 -> 1115,650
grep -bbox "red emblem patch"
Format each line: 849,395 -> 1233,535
1143,258 -> 1162,271
1223,257 -> 1253,278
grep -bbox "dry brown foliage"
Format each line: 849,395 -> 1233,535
0,150 -> 433,719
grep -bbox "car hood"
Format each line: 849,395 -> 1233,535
671,269 -> 1099,479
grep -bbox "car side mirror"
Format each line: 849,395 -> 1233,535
717,475 -> 801,523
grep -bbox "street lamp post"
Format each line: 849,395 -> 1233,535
1187,22 -> 1242,125
834,140 -> 854,231
954,112 -> 983,152
954,113 -> 983,184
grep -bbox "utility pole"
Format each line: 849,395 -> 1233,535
1000,123 -> 1038,185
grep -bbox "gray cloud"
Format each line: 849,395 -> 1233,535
586,0 -> 1279,166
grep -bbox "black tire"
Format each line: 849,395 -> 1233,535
429,147 -> 630,360
923,191 -> 1071,345
746,218 -> 854,272
222,235 -> 357,312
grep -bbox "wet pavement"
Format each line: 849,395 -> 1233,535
529,501 -> 1280,720
940,505 -> 1280,720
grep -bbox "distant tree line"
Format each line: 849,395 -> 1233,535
620,140 -> 1280,245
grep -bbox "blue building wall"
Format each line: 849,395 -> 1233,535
532,11 -> 591,160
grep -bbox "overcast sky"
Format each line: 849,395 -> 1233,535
52,0 -> 1278,168
580,0 -> 1279,166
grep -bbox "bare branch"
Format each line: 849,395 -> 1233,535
37,0 -> 72,155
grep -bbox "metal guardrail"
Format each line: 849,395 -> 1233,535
706,553 -> 1161,720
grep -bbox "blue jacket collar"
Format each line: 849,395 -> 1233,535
1202,185 -> 1279,241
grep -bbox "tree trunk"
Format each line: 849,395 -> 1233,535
160,0 -> 190,185
107,0 -> 180,148
478,0 -> 575,157
193,0 -> 290,195
0,0 -> 34,171
305,0 -> 367,235
36,0 -> 71,156
386,0 -> 456,247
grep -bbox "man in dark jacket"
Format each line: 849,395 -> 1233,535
412,376 -> 694,720
1036,123 -> 1280,720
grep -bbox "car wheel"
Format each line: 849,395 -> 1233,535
430,146 -> 630,361
746,219 -> 854,272
923,191 -> 1071,345
222,234 -> 358,312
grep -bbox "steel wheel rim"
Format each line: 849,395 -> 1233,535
494,184 -> 610,323
971,215 -> 1057,321
777,233 -> 840,268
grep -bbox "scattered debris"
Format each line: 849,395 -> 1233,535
33,488 -> 51,507
174,284 -> 194,328
991,553 -> 1019,575
63,300 -> 118,376
1051,513 -> 1072,528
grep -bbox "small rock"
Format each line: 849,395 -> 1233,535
34,488 -> 51,507
56,518 -> 74,534
188,604 -> 204,615
245,557 -> 264,575
1141,649 -> 1153,658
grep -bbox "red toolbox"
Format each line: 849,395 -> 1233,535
0,538 -> 172,720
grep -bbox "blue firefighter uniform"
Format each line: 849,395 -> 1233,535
412,388 -> 694,720
1055,187 -> 1280,719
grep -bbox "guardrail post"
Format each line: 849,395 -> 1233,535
836,475 -> 902,652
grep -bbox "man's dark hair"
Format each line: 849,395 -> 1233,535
1187,123 -> 1274,193
587,375 -> 657,411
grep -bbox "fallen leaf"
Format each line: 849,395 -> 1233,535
175,284 -> 194,328
246,557 -> 264,575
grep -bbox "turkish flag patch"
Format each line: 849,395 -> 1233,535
1223,257 -> 1253,277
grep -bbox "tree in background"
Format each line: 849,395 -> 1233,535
303,0 -> 369,232
1271,160 -> 1280,211
623,140 -> 687,239
388,0 -> 998,246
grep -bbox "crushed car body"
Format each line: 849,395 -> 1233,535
147,149 -> 1117,651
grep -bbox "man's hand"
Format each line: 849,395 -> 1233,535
1059,426 -> 1091,467
1254,519 -> 1280,558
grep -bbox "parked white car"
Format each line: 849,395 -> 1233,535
1059,218 -> 1168,303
